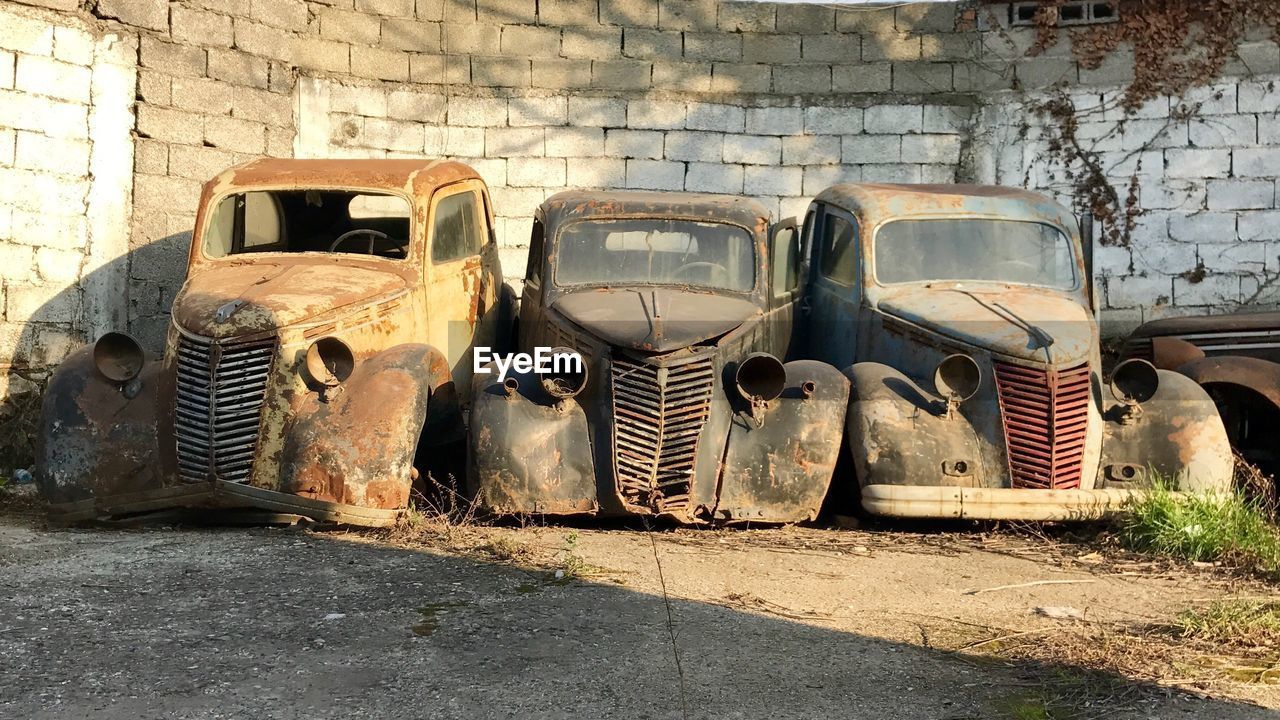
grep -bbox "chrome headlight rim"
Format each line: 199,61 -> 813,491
93,331 -> 145,383
934,353 -> 982,404
304,336 -> 356,389
735,352 -> 786,404
538,346 -> 588,399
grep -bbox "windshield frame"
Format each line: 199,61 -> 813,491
194,185 -> 419,266
869,214 -> 1082,293
548,215 -> 761,296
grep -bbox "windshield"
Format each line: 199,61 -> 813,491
203,190 -> 411,260
874,218 -> 1077,289
553,218 -> 755,293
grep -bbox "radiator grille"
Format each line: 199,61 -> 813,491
174,334 -> 275,484
1117,337 -> 1152,362
993,361 -> 1091,490
610,355 -> 715,513
1122,329 -> 1280,362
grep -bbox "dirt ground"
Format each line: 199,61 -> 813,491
1,510 -> 1277,719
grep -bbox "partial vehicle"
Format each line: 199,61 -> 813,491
468,191 -> 849,524
1120,311 -> 1280,477
804,183 -> 1233,520
38,159 -> 506,526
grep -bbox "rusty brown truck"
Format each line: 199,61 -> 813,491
37,159 -> 506,526
803,183 -> 1233,520
468,190 -> 849,524
1120,310 -> 1280,478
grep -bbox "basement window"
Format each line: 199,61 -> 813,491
1011,1 -> 1117,27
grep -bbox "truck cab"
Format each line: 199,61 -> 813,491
38,159 -> 505,526
468,190 -> 848,524
804,183 -> 1233,520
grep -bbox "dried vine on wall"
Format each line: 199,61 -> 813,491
1028,0 -> 1280,110
984,0 -> 1280,247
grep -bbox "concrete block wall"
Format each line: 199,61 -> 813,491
977,75 -> 1280,331
297,78 -> 970,277
0,2 -> 135,403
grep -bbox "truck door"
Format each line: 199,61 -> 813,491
767,218 -> 801,359
425,180 -> 490,393
805,204 -> 862,369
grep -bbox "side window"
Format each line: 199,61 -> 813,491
206,196 -> 235,257
205,193 -> 282,255
243,193 -> 283,248
819,214 -> 858,286
431,190 -> 482,263
525,219 -> 545,286
771,226 -> 799,296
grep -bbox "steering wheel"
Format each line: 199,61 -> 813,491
329,228 -> 402,256
672,261 -> 729,283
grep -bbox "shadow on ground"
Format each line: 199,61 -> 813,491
0,521 -> 1271,720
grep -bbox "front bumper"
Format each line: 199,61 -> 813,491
861,484 -> 1205,521
46,481 -> 403,527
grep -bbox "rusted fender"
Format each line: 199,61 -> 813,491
466,363 -> 597,515
715,360 -> 849,523
278,343 -> 448,510
845,362 -> 986,495
1151,336 -> 1207,371
1173,355 -> 1280,413
35,345 -> 165,513
1100,369 -> 1233,492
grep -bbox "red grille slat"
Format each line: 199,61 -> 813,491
994,361 -> 1092,490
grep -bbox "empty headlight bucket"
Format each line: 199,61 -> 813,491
305,337 -> 356,389
934,353 -> 981,403
735,352 -> 786,403
539,346 -> 588,399
93,332 -> 145,383
1110,358 -> 1159,405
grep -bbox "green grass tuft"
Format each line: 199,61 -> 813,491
1178,599 -> 1280,646
1120,482 -> 1280,578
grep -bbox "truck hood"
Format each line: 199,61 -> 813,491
551,288 -> 760,353
879,286 -> 1095,365
174,260 -> 409,338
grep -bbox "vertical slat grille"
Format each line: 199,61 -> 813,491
550,324 -> 593,363
174,334 -> 275,484
993,361 -> 1091,490
610,355 -> 714,513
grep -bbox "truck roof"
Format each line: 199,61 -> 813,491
1130,309 -> 1280,339
815,183 -> 1078,231
540,190 -> 772,234
206,158 -> 481,197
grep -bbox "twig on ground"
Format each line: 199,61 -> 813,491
964,578 -> 1097,595
959,628 -> 1059,651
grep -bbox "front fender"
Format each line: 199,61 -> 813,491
278,344 -> 447,510
716,360 -> 849,523
35,344 -> 165,512
1100,369 -> 1233,492
1176,355 -> 1280,412
466,363 -> 597,514
845,362 -> 985,493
